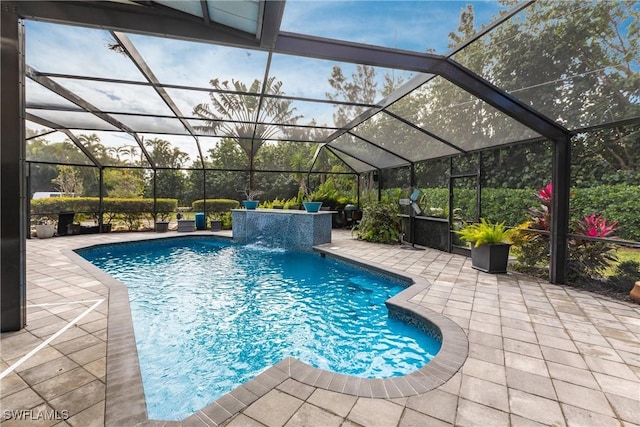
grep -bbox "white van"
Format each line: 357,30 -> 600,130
32,192 -> 76,200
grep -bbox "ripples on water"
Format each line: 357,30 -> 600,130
80,238 -> 441,420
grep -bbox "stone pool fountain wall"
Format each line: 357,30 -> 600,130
231,209 -> 333,251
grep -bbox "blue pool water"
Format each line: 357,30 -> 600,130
79,237 -> 440,420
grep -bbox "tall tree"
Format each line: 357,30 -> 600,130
143,138 -> 189,203
52,165 -> 83,195
187,139 -> 248,201
103,168 -> 145,197
193,77 -> 302,191
326,65 -> 378,127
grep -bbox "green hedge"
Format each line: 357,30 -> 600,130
481,188 -> 535,226
191,198 -> 240,213
417,186 -> 640,242
570,185 -> 640,242
31,197 -> 178,215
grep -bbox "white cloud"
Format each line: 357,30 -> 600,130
23,1 -> 508,150
25,21 -> 145,81
127,33 -> 269,88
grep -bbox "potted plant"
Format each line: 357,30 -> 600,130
209,213 -> 222,231
302,188 -> 322,213
156,212 -> 170,233
35,217 -> 56,239
456,219 -> 514,273
176,211 -> 195,232
242,188 -> 263,210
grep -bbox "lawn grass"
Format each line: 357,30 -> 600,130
606,247 -> 640,277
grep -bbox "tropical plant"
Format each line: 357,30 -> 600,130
219,212 -> 233,230
575,214 -> 618,238
511,182 -> 555,273
353,202 -> 400,244
456,218 -> 514,247
242,188 -> 264,201
192,77 -> 302,191
510,221 -> 550,275
568,214 -> 619,284
526,183 -> 552,230
511,182 -> 621,283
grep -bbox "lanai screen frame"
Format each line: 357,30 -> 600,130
3,0 -> 637,331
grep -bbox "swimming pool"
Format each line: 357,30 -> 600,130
79,237 -> 441,420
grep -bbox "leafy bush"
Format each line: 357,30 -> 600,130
508,183 -> 622,283
607,260 -> 640,293
378,185 -> 640,241
571,185 -> 640,241
308,176 -> 356,208
456,219 -> 514,247
510,223 -> 550,275
220,212 -> 233,230
259,198 -> 287,209
567,213 -> 619,283
283,198 -> 300,209
353,202 -> 400,244
191,198 -> 239,213
568,240 -> 618,284
31,197 -> 178,216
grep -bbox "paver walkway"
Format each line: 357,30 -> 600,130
1,230 -> 638,426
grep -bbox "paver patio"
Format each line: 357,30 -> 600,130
1,230 -> 638,426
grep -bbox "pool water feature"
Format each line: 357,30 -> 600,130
79,237 -> 441,421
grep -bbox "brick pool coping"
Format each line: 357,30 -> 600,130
63,234 -> 468,426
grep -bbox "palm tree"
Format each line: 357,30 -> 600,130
144,138 -> 189,168
192,77 -> 302,191
78,133 -> 108,161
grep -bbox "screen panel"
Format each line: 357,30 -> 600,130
330,133 -> 409,170
390,77 -> 540,152
453,1 -> 640,130
352,111 -> 461,161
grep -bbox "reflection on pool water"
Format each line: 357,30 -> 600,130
79,237 -> 441,421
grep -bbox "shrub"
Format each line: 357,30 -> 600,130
481,188 -> 534,226
353,202 -> 400,244
509,183 -> 622,283
607,260 -> 640,293
220,212 -> 233,230
510,222 -> 550,275
31,197 -> 178,216
308,176 -> 356,208
283,198 -> 300,209
568,214 -> 619,284
259,198 -> 287,209
191,198 -> 239,213
385,185 -> 640,241
456,219 -> 514,247
571,185 -> 640,241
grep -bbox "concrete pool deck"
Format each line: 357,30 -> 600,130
1,230 -> 639,426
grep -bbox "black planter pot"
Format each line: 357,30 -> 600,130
470,243 -> 511,274
210,220 -> 221,232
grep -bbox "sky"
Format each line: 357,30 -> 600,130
280,0 -> 509,53
24,1 -> 516,164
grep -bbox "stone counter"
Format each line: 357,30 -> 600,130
231,209 -> 334,251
